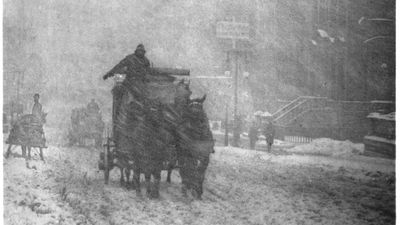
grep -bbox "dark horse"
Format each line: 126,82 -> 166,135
114,103 -> 178,190
131,101 -> 169,198
176,94 -> 215,199
114,88 -> 170,198
103,80 -> 188,192
107,79 -> 213,199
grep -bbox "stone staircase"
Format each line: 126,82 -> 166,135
273,96 -> 329,126
272,97 -> 394,142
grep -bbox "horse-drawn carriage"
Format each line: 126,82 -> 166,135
98,67 -> 215,199
5,113 -> 47,160
68,107 -> 105,147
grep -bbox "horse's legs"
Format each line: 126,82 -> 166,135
5,144 -> 13,158
119,167 -> 125,186
27,147 -> 31,159
267,143 -> 272,152
145,173 -> 151,197
152,170 -> 161,198
39,148 -> 44,161
125,168 -> 132,189
166,163 -> 173,183
21,145 -> 26,157
179,158 -> 189,197
133,167 -> 141,196
181,182 -> 188,197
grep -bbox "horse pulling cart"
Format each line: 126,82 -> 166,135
98,66 -> 215,199
5,114 -> 47,160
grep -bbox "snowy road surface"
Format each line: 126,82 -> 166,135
4,144 -> 395,225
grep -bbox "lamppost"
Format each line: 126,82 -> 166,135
216,18 -> 250,147
192,75 -> 232,146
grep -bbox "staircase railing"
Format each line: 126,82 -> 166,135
272,97 -> 305,119
273,96 -> 328,126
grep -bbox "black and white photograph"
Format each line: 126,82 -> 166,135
2,0 -> 396,224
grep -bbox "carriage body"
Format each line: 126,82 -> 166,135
6,114 -> 46,148
68,107 -> 105,146
111,68 -> 190,135
100,68 -> 190,183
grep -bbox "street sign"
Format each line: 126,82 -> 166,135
216,21 -> 250,40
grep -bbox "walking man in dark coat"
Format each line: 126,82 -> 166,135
263,119 -> 275,152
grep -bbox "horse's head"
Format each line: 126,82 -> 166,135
184,139 -> 214,199
188,94 -> 206,116
191,94 -> 206,103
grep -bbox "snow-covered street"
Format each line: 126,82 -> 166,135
3,140 -> 395,225
3,0 -> 396,224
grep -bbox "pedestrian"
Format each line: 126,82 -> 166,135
263,119 -> 275,152
233,115 -> 243,147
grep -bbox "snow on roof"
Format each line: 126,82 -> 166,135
253,111 -> 272,118
311,39 -> 317,45
261,112 -> 272,117
370,100 -> 394,104
317,29 -> 329,38
254,111 -> 264,116
364,135 -> 395,145
367,112 -> 395,121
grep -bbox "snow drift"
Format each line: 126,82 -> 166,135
287,138 -> 364,157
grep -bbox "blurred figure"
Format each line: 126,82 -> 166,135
103,43 -> 151,120
103,44 -> 150,96
232,115 -> 243,147
87,99 -> 100,113
248,121 -> 258,150
263,119 -> 275,152
32,93 -> 43,119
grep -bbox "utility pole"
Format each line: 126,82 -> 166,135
232,47 -> 240,147
224,104 -> 229,146
216,16 -> 250,148
343,0 -> 349,101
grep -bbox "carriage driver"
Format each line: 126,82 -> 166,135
32,93 -> 43,120
103,44 -> 150,87
103,44 -> 151,111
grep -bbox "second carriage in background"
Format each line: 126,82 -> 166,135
67,101 -> 105,147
